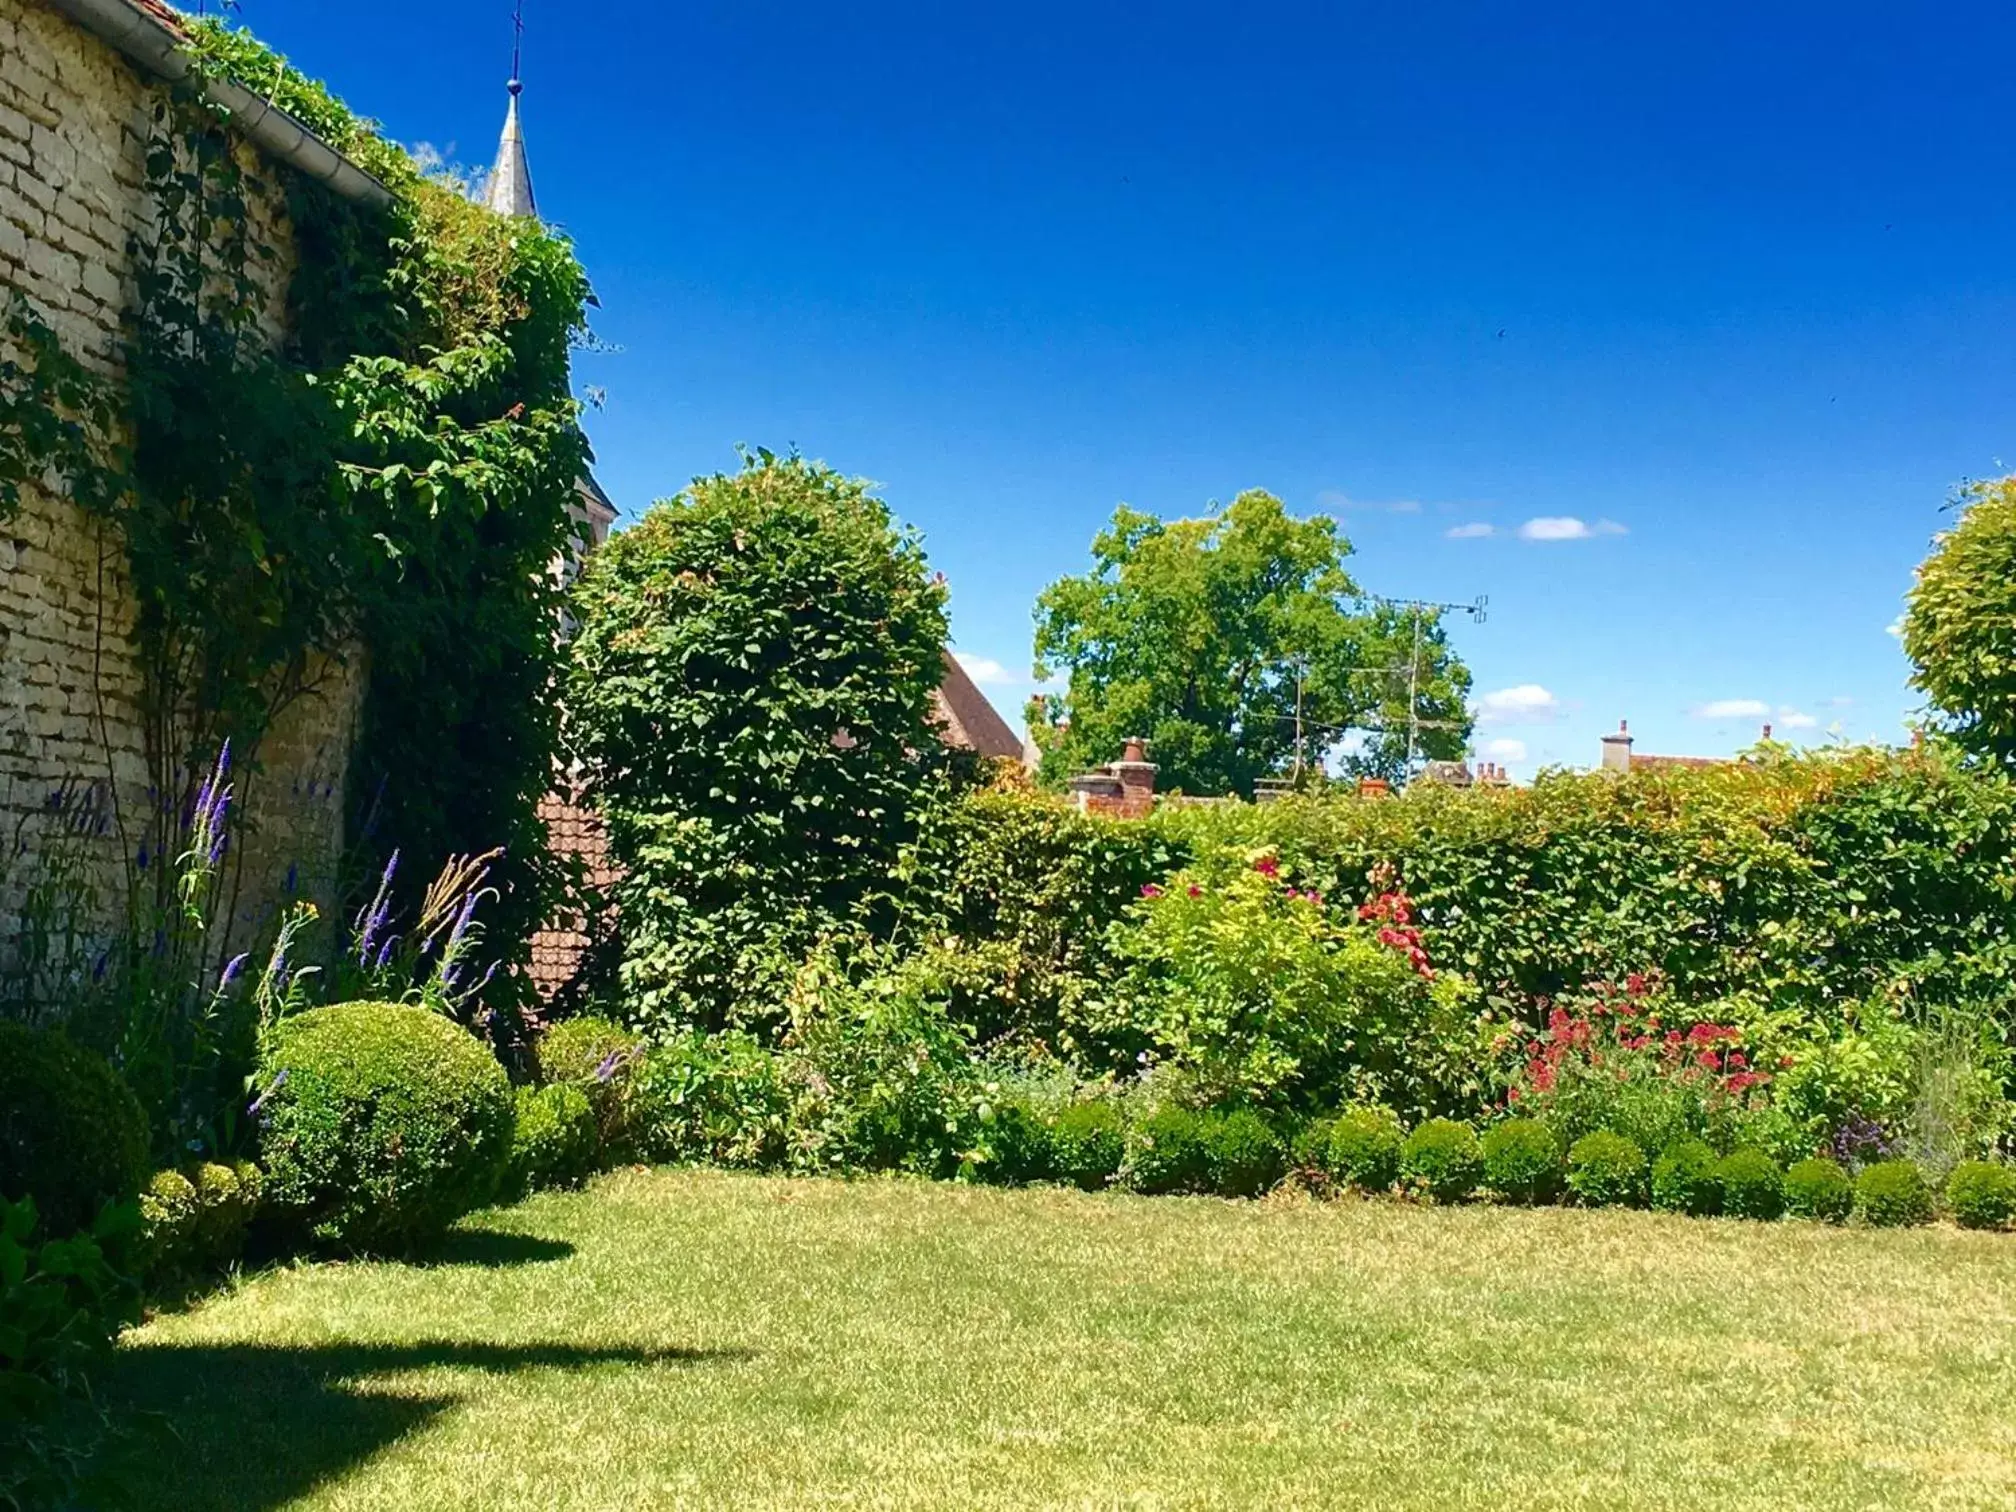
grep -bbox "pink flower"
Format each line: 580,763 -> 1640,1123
1187,884 -> 1203,898
1254,856 -> 1281,878
1141,883 -> 1165,899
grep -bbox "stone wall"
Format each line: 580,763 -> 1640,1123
0,0 -> 359,986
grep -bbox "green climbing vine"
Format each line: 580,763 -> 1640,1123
0,17 -> 595,1006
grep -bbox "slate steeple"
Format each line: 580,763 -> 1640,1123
484,2 -> 536,218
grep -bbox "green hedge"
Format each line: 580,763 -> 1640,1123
0,1023 -> 149,1238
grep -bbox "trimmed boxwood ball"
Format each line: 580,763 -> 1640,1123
1565,1131 -> 1647,1208
1651,1140 -> 1722,1216
0,1021 -> 149,1237
506,1083 -> 601,1198
980,1100 -> 1056,1187
538,1015 -> 646,1152
139,1168 -> 201,1275
1946,1161 -> 2016,1231
1327,1107 -> 1404,1193
1208,1110 -> 1286,1198
258,1001 -> 514,1254
1050,1102 -> 1125,1192
1400,1119 -> 1482,1203
1783,1158 -> 1854,1223
1854,1159 -> 1934,1228
1715,1149 -> 1784,1221
1128,1106 -> 1214,1195
1481,1118 -> 1562,1205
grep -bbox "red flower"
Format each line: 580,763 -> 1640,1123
1141,883 -> 1164,899
1187,884 -> 1203,898
1254,856 -> 1281,878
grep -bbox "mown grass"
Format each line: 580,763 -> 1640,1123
109,1169 -> 2016,1510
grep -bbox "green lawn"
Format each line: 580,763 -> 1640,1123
108,1169 -> 2016,1510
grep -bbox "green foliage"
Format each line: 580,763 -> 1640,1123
567,452 -> 952,1032
1565,1131 -> 1648,1208
256,1001 -> 514,1253
1651,1140 -> 1723,1217
1093,855 -> 1479,1113
1904,477 -> 2016,766
0,291 -> 124,531
0,1195 -> 143,1512
1048,1101 -> 1126,1191
1126,1105 -> 1216,1196
1207,1110 -> 1287,1198
628,1032 -> 792,1170
506,1084 -> 601,1198
1853,1160 -> 1935,1228
1326,1106 -> 1404,1192
1782,1158 -> 1854,1223
971,1080 -> 1062,1187
1400,1119 -> 1482,1203
1031,489 -> 1473,794
1944,1161 -> 2016,1231
1714,1149 -> 1785,1221
0,1023 -> 149,1237
139,1159 -> 262,1280
1481,1118 -> 1563,1205
537,1016 -> 646,1154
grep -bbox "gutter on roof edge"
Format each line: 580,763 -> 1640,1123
44,0 -> 393,208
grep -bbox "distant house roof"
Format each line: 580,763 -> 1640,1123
931,651 -> 1023,760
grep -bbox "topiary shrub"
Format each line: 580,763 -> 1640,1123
187,1161 -> 254,1260
505,1083 -> 601,1198
1565,1131 -> 1647,1208
1854,1159 -> 1934,1228
1651,1139 -> 1722,1216
1127,1106 -> 1214,1195
1714,1148 -> 1784,1221
1783,1157 -> 1854,1223
979,1099 -> 1056,1187
1482,1118 -> 1563,1205
1946,1161 -> 2016,1231
0,1022 -> 149,1238
1400,1119 -> 1482,1203
1326,1107 -> 1403,1193
138,1169 -> 201,1276
1207,1110 -> 1286,1198
537,1015 -> 645,1154
257,1002 -> 514,1254
1289,1116 -> 1336,1177
1050,1102 -> 1125,1192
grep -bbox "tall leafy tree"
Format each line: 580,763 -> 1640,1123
1904,476 -> 2016,765
1032,490 -> 1472,795
565,453 -> 950,1032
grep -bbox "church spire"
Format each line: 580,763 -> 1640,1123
484,1 -> 537,218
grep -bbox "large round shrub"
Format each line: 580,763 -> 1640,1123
1714,1149 -> 1784,1221
537,1015 -> 645,1153
980,1100 -> 1056,1187
1783,1158 -> 1854,1223
1128,1106 -> 1214,1195
1854,1160 -> 1934,1228
1651,1140 -> 1722,1217
0,1021 -> 148,1236
1946,1161 -> 2016,1231
1565,1131 -> 1647,1208
1207,1110 -> 1286,1198
505,1083 -> 601,1198
258,1002 -> 514,1253
1400,1119 -> 1482,1203
1482,1119 -> 1562,1205
1051,1102 -> 1125,1191
1326,1107 -> 1403,1193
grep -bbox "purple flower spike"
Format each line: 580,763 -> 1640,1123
221,952 -> 250,988
381,849 -> 401,887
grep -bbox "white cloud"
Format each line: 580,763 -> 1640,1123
953,652 -> 1018,687
1694,698 -> 1772,720
1518,516 -> 1628,541
1886,614 -> 1906,639
1445,522 -> 1496,539
1777,709 -> 1820,730
1826,695 -> 1855,708
1482,737 -> 1528,763
1476,684 -> 1561,725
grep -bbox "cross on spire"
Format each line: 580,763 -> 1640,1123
485,0 -> 537,217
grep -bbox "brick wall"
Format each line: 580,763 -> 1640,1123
0,0 -> 359,980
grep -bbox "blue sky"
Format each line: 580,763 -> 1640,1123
247,0 -> 2016,774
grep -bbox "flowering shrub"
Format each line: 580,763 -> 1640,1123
1500,976 -> 1774,1158
1096,852 -> 1482,1113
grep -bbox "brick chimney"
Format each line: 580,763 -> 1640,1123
1600,719 -> 1634,773
1111,737 -> 1157,818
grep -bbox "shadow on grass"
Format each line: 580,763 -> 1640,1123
103,1339 -> 750,1511
407,1228 -> 578,1268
